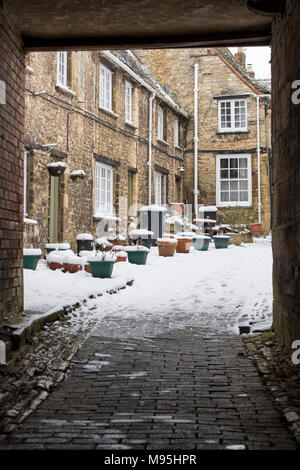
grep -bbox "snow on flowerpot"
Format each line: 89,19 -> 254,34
157,237 -> 177,257
115,251 -> 128,263
47,161 -> 67,177
250,223 -> 262,237
70,170 -> 86,182
107,234 -> 126,246
125,246 -> 149,265
87,252 -> 116,278
95,237 -> 113,252
76,233 -> 94,253
46,251 -> 63,270
192,235 -> 211,251
59,243 -> 70,251
63,254 -> 84,273
45,243 -> 60,254
129,229 -> 154,249
176,236 -> 193,254
213,235 -> 230,249
23,248 -> 41,270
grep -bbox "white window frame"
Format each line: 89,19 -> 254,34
94,162 -> 114,217
218,98 -> 247,132
154,171 -> 167,206
216,154 -> 252,207
99,63 -> 113,111
174,117 -> 179,147
125,80 -> 133,123
57,51 -> 68,87
157,105 -> 164,141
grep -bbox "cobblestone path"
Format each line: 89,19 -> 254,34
0,316 -> 297,450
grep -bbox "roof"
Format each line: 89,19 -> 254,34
216,48 -> 271,95
104,50 -> 189,117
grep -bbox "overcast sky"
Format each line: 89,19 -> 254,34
229,46 -> 271,80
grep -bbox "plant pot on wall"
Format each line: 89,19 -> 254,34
47,161 -> 67,177
70,170 -> 86,182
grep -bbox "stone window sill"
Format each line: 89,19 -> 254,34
125,121 -> 137,129
217,130 -> 249,135
99,106 -> 119,119
157,138 -> 169,147
55,84 -> 76,97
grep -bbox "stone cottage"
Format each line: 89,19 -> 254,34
24,50 -> 189,250
135,47 -> 272,233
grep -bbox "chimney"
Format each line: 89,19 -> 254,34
247,64 -> 255,79
234,47 -> 246,68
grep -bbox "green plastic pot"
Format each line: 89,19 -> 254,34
127,250 -> 149,265
23,255 -> 40,270
213,236 -> 230,249
88,260 -> 115,278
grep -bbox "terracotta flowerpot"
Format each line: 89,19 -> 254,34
176,237 -> 192,253
63,262 -> 82,273
250,223 -> 262,237
115,255 -> 127,263
109,239 -> 126,246
84,264 -> 91,273
157,241 -> 177,257
49,261 -> 63,271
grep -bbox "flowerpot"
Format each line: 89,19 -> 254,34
127,250 -> 149,265
63,262 -> 82,273
84,264 -> 91,273
23,254 -> 40,270
88,260 -> 115,278
115,256 -> 127,263
192,236 -> 210,251
47,162 -> 67,177
157,238 -> 177,257
49,261 -> 63,271
176,237 -> 192,253
213,236 -> 230,249
45,243 -> 60,254
250,223 -> 262,237
109,239 -> 126,246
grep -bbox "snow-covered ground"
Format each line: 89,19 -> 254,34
24,238 -> 273,335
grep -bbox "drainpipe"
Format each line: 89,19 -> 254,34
193,63 -> 199,217
256,94 -> 270,224
148,91 -> 156,205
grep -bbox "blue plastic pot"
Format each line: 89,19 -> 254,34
213,236 -> 230,249
192,236 -> 210,251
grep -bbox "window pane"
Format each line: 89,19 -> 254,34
230,181 -> 238,190
230,158 -> 238,168
240,180 -> 248,190
230,169 -> 238,179
221,192 -> 229,202
221,170 -> 229,179
221,181 -> 229,190
230,191 -> 238,201
220,159 -> 228,169
239,158 -> 247,168
240,191 -> 249,201
239,169 -> 248,178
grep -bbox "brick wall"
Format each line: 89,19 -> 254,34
0,2 -> 25,321
271,0 -> 300,346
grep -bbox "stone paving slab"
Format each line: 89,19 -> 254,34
0,316 -> 297,450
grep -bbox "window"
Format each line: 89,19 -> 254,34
174,117 -> 180,147
94,162 -> 114,216
100,63 -> 113,111
155,171 -> 167,205
57,52 -> 68,87
218,99 -> 247,132
216,154 -> 252,207
157,105 -> 167,141
125,80 -> 133,123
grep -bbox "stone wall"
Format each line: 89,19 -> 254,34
271,0 -> 300,346
0,2 -> 25,321
136,48 -> 271,232
24,51 -> 187,251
